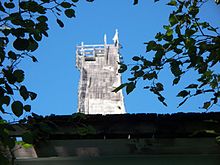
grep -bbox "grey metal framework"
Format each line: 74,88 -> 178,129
76,31 -> 126,114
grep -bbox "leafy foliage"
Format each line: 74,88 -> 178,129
0,0 -> 93,163
116,0 -> 220,110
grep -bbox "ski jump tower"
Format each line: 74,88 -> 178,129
76,30 -> 126,114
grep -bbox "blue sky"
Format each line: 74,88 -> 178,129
14,0 -> 220,117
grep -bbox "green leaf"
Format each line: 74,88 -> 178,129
112,83 -> 126,93
143,71 -> 157,80
146,41 -> 157,52
19,86 -> 29,101
33,32 -> 42,41
156,83 -> 164,91
185,84 -> 198,89
189,6 -> 199,18
28,37 -> 38,52
29,92 -> 37,100
133,0 -> 138,5
13,38 -> 29,51
169,14 -> 178,26
11,101 -> 23,117
173,76 -> 180,85
65,9 -> 75,18
61,2 -> 71,8
24,105 -> 31,112
170,61 -> 182,77
2,96 -> 10,106
56,19 -> 64,28
5,83 -> 13,94
186,29 -> 196,37
31,56 -> 38,62
37,15 -> 48,22
132,56 -> 140,61
118,63 -> 127,73
166,29 -> 173,36
131,65 -> 139,71
13,69 -> 25,83
22,132 -> 34,144
203,101 -> 211,109
134,70 -> 144,77
158,96 -> 167,106
155,32 -> 163,41
8,51 -> 17,60
126,82 -> 136,94
4,2 -> 15,9
177,90 -> 190,98
3,69 -> 16,84
167,0 -> 177,6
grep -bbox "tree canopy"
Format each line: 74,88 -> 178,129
115,0 -> 220,111
0,0 -> 93,164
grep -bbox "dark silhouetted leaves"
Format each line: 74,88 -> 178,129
132,56 -> 140,61
177,90 -> 190,98
0,2 -> 5,12
156,83 -> 164,91
13,69 -> 24,83
13,38 -> 29,51
5,83 -> 13,94
126,82 -> 136,94
65,9 -> 75,18
8,51 -> 17,60
24,105 -> 31,112
37,15 -> 48,22
56,19 -> 64,28
4,2 -> 15,9
173,77 -> 180,85
170,60 -> 182,77
133,0 -> 138,5
169,14 -> 178,26
118,63 -> 127,73
203,101 -> 211,109
2,96 -> 10,106
167,0 -> 177,6
31,56 -> 38,62
185,84 -> 198,89
158,96 -> 167,106
143,71 -> 157,80
11,101 -> 23,117
178,98 -> 188,108
131,65 -> 139,71
61,2 -> 71,8
19,86 -> 29,101
112,83 -> 126,93
28,37 -> 38,52
29,92 -> 37,100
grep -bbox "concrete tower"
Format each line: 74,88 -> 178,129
76,30 -> 126,114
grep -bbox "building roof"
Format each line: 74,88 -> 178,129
26,112 -> 220,140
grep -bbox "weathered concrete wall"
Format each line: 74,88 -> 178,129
16,154 -> 220,165
15,138 -> 220,165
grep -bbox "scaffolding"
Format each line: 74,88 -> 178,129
76,31 -> 126,114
